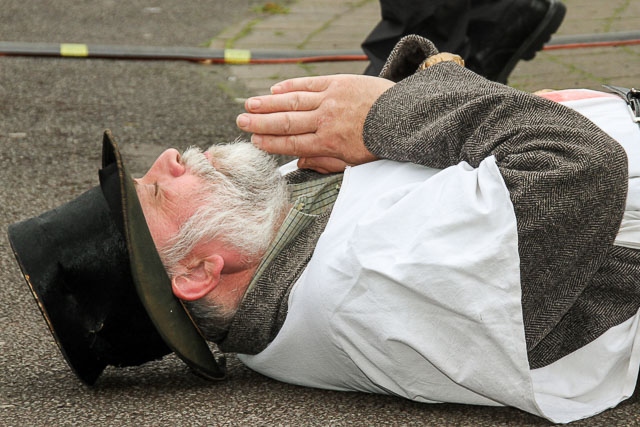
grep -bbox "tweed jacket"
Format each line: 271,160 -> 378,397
220,36 -> 640,370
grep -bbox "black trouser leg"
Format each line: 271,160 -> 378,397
362,0 -> 471,76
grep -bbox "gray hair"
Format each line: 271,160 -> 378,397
157,141 -> 290,341
182,298 -> 236,343
159,141 -> 289,273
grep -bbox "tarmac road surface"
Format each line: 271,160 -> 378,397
2,1 -> 640,425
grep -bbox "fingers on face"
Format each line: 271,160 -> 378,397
252,132 -> 324,158
249,109 -> 320,135
272,76 -> 329,94
246,91 -> 320,114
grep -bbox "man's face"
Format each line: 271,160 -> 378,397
134,148 -> 205,252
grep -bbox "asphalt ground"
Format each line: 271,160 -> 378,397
1,1 -> 640,426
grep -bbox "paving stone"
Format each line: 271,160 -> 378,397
209,0 -> 639,97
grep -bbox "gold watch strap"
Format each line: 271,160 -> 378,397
419,52 -> 465,70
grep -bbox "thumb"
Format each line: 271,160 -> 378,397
297,157 -> 349,174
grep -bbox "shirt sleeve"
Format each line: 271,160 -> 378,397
362,57 -> 629,366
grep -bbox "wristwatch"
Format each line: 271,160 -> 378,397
419,52 -> 465,70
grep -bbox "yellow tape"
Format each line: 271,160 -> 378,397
224,49 -> 251,64
60,43 -> 89,57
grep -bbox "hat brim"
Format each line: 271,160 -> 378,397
101,130 -> 226,380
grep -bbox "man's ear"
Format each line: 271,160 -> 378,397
171,254 -> 224,301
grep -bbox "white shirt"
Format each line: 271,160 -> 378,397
240,91 -> 640,423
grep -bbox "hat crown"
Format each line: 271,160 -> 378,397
8,185 -> 170,385
8,131 -> 226,384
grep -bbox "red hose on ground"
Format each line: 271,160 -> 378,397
0,33 -> 638,64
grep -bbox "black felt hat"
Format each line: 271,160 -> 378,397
7,130 -> 226,385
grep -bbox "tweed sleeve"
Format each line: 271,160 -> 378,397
363,58 -> 629,364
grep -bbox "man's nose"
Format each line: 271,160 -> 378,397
156,148 -> 185,177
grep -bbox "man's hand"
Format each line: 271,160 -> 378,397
236,74 -> 395,173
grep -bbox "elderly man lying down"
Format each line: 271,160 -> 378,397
9,36 -> 640,423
